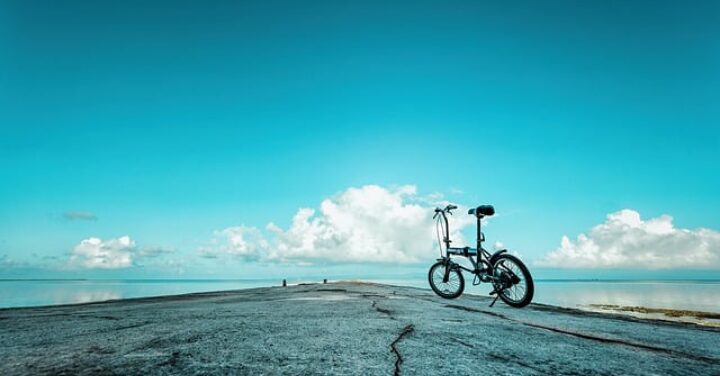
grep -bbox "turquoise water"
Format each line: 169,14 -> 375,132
1,279 -> 719,313
372,278 -> 720,312
0,279 -> 274,309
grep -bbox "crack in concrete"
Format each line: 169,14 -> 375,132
113,321 -> 151,331
359,293 -> 385,299
159,351 -> 181,367
390,324 -> 414,376
315,288 -> 349,293
78,314 -> 120,321
371,300 -> 395,319
364,296 -> 395,320
487,352 -> 549,374
450,337 -> 474,348
445,304 -> 720,365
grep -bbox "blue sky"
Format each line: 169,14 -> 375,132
1,0 -> 718,279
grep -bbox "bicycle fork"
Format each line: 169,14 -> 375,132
442,258 -> 452,283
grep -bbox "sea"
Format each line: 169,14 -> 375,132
1,278 -> 719,313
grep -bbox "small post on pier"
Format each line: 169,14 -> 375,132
282,279 -> 287,287
323,279 -> 327,284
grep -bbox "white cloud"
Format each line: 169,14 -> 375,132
69,237 -> 176,269
138,246 -> 175,258
0,254 -> 20,268
70,236 -> 136,269
212,226 -> 269,261
209,185 -> 475,264
539,209 -> 720,269
197,247 -> 220,259
63,211 -> 98,221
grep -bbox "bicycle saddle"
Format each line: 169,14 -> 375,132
469,205 -> 495,217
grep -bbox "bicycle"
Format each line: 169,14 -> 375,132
428,204 -> 534,308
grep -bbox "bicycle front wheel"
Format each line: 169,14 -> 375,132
428,260 -> 465,299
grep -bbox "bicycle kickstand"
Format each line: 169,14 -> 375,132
489,290 -> 500,307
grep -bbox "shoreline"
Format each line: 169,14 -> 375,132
2,281 -> 719,328
2,280 -> 719,327
581,304 -> 720,328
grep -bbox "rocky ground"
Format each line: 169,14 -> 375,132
1,282 -> 718,375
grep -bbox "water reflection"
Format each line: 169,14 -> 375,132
71,291 -> 121,304
0,280 -> 272,308
533,281 -> 720,312
370,279 -> 720,313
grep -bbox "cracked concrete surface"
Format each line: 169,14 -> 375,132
0,283 -> 718,375
390,324 -> 413,376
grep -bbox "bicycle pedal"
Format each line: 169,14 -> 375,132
489,290 -> 497,296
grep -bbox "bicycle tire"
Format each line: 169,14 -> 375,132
428,260 -> 465,299
492,254 -> 534,308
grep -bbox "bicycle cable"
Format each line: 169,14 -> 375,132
435,214 -> 446,257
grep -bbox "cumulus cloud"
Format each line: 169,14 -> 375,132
539,209 -> 720,269
212,226 -> 269,261
197,247 -> 220,259
209,185 -> 475,264
138,246 -> 175,258
0,254 -> 20,268
63,211 -> 98,221
70,236 -> 136,269
69,236 -> 176,269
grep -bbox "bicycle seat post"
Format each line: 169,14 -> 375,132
476,214 -> 483,250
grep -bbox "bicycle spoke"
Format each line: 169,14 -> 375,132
495,258 -> 529,303
431,264 -> 463,297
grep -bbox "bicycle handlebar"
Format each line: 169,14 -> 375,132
434,204 -> 458,215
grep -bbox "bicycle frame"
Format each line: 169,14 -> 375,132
436,209 -> 505,282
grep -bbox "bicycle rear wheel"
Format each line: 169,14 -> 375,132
428,260 -> 465,299
492,254 -> 534,308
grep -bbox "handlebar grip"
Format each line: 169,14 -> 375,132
447,204 -> 458,210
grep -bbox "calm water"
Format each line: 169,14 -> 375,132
1,279 -> 719,313
374,278 -> 720,312
0,279 -> 273,309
